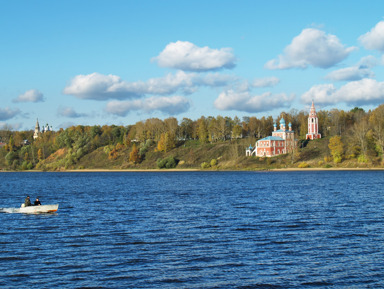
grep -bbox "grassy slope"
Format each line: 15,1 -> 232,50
37,137 -> 384,171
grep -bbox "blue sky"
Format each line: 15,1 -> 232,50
1,0 -> 384,131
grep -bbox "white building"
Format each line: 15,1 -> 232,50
33,119 -> 53,139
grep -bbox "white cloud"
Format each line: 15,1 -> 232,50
265,28 -> 356,69
214,89 -> 294,113
325,67 -> 374,82
252,77 -> 280,88
57,106 -> 87,118
359,21 -> 384,52
64,71 -> 235,101
63,73 -> 142,100
105,96 -> 190,117
301,78 -> 384,106
13,89 -> 44,103
152,41 -> 236,71
325,55 -> 377,81
0,107 -> 21,121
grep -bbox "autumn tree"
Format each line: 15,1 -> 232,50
197,117 -> 208,143
37,148 -> 43,161
157,133 -> 166,152
328,135 -> 344,163
350,114 -> 370,162
369,104 -> 384,158
129,143 -> 141,164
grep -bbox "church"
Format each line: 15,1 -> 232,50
33,119 -> 53,139
246,101 -> 321,157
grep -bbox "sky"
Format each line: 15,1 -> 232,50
1,0 -> 384,131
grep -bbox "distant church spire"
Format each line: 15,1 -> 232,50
33,118 -> 40,140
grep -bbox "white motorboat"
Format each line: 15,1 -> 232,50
19,204 -> 59,214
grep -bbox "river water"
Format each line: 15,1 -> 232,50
0,171 -> 383,288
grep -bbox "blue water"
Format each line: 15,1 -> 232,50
0,171 -> 384,288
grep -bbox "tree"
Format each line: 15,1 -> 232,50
37,148 -> 43,161
328,135 -> 344,163
8,135 -> 14,152
129,143 -> 141,164
369,104 -> 384,158
157,133 -> 166,152
232,124 -> 242,139
179,118 -> 194,140
351,116 -> 370,161
197,117 -> 208,143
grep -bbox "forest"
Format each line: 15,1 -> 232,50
0,103 -> 384,171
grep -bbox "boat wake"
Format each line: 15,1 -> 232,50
0,208 -> 20,214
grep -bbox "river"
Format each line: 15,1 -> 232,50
0,171 -> 383,288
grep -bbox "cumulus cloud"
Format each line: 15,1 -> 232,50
265,28 -> 356,69
301,78 -> 384,106
105,96 -> 190,117
359,21 -> 384,52
63,71 -> 235,100
152,41 -> 236,71
325,55 -> 377,81
0,107 -> 21,121
214,89 -> 294,113
63,73 -> 142,100
57,106 -> 87,118
252,76 -> 280,88
13,89 -> 44,103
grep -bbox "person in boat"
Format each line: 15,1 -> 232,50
24,196 -> 32,207
34,198 -> 41,206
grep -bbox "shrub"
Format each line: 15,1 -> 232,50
157,156 -> 177,169
210,159 -> 218,167
333,156 -> 342,163
358,154 -> 369,163
201,162 -> 210,169
298,162 -> 309,168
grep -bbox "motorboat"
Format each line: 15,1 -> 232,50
19,204 -> 59,214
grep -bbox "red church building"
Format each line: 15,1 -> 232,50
246,101 -> 321,157
246,118 -> 295,157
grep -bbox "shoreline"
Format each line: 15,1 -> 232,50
2,167 -> 384,172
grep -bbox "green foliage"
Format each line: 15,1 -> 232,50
298,162 -> 309,168
201,162 -> 210,169
328,135 -> 344,163
21,161 -> 33,170
157,156 -> 177,169
5,151 -> 18,166
358,154 -> 369,163
210,158 -> 218,167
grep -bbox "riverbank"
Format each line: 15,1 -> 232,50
4,167 -> 382,173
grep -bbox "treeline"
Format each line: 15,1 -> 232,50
1,103 -> 384,170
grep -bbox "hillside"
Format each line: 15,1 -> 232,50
33,137 -> 383,171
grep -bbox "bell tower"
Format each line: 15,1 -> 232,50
306,101 -> 321,140
33,119 -> 40,139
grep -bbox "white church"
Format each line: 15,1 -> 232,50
33,119 -> 53,139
